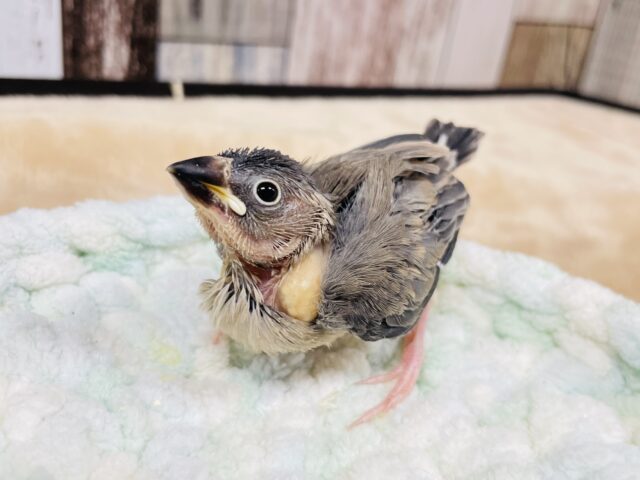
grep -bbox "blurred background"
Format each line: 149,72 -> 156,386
1,0 -> 639,99
0,0 -> 639,300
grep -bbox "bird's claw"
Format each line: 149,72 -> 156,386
349,306 -> 430,429
355,366 -> 403,385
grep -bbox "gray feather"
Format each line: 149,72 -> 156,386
309,119 -> 483,341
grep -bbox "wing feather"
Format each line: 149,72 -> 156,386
311,122 -> 481,341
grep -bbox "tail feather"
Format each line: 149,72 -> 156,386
424,119 -> 483,168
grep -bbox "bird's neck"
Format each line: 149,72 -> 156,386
236,259 -> 284,307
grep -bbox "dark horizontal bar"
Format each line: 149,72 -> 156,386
0,78 -> 638,115
561,90 -> 640,115
513,21 -> 595,29
0,78 -> 172,96
0,78 -> 555,97
185,83 -> 555,98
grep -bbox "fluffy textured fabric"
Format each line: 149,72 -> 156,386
0,197 -> 639,480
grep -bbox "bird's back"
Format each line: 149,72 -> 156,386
309,120 -> 483,341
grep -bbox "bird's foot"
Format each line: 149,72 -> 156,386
349,305 -> 429,429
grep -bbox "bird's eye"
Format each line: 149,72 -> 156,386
253,179 -> 281,206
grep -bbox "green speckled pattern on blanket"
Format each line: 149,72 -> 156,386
0,197 -> 639,480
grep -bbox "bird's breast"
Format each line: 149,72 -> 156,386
276,245 -> 328,322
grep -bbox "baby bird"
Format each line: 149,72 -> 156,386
168,120 -> 483,426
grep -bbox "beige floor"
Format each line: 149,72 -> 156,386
0,95 -> 639,300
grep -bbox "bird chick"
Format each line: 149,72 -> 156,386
168,120 -> 483,426
168,150 -> 339,354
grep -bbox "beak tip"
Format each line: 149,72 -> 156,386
167,156 -> 245,216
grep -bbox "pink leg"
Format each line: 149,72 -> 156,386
349,305 -> 430,429
212,329 -> 224,345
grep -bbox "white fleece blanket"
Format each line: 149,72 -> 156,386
0,197 -> 639,480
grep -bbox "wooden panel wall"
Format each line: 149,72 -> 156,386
516,0 -> 601,26
156,43 -> 288,84
580,0 -> 640,109
500,0 -> 601,90
157,0 -> 292,83
501,25 -> 592,89
287,0 -> 454,88
2,0 -> 640,110
160,0 -> 292,45
62,0 -> 158,81
434,0 -> 517,88
0,0 -> 63,79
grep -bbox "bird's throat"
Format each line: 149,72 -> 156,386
241,261 -> 283,307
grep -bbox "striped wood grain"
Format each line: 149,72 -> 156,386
435,0 -> 517,88
159,0 -> 293,46
0,0 -> 63,79
516,0 -> 601,27
287,0 -> 455,87
580,0 -> 640,108
62,0 -> 158,81
157,42 -> 287,84
501,23 -> 592,89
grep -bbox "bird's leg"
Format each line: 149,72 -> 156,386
212,329 -> 224,345
349,305 -> 430,429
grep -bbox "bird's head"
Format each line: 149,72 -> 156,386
168,148 -> 334,268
